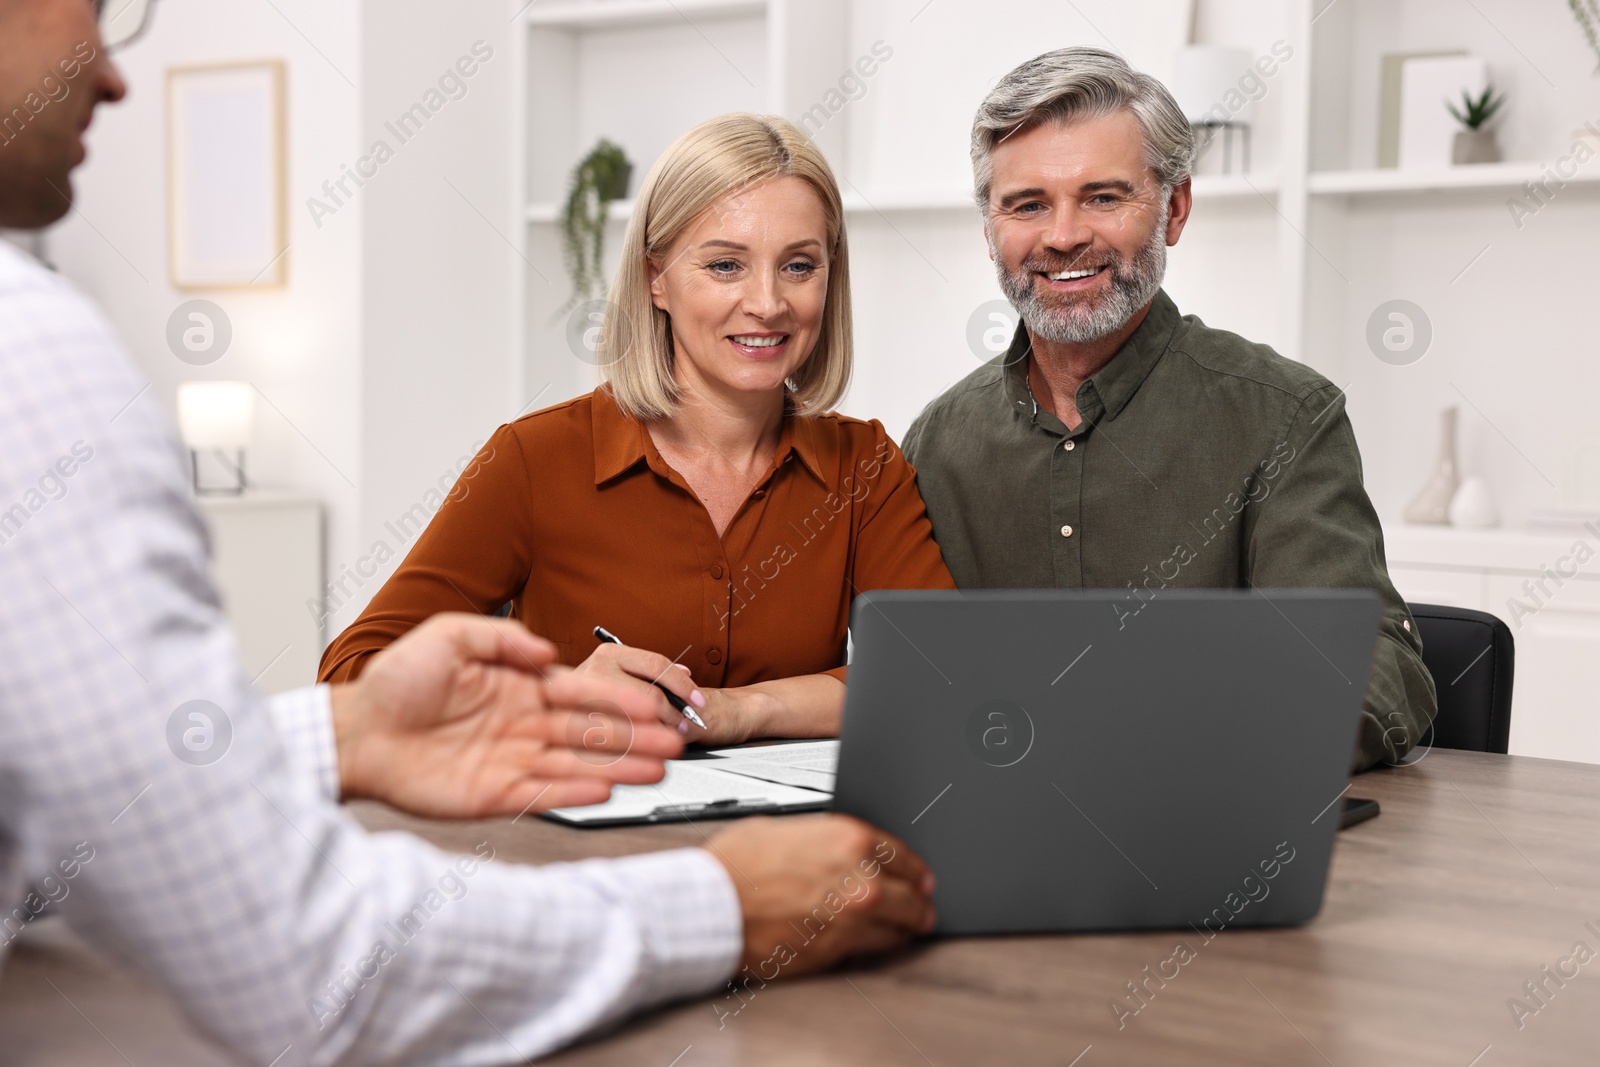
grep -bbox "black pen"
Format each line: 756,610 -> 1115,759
592,625 -> 708,729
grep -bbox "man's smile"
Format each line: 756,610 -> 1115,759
1037,265 -> 1108,293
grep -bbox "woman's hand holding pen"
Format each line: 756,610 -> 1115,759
573,641 -> 707,727
572,639 -> 767,746
654,683 -> 832,748
575,635 -> 848,747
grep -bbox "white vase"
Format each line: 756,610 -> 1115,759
1404,407 -> 1460,525
1449,476 -> 1499,528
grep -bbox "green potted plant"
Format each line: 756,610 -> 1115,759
1446,85 -> 1506,165
560,139 -> 633,311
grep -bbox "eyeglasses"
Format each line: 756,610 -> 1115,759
94,0 -> 157,50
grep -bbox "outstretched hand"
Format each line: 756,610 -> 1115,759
330,613 -> 685,819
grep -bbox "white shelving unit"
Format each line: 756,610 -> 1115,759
510,0 -> 856,408
1309,162 -> 1600,196
507,0 -> 1291,412
508,0 -> 1600,505
520,0 -> 767,30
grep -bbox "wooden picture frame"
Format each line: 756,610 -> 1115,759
166,60 -> 287,289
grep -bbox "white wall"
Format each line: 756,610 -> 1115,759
48,0 -> 364,652
47,0 -> 524,658
351,0 -> 517,625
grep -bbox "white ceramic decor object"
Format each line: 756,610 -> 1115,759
1404,406 -> 1460,525
1449,476 -> 1499,528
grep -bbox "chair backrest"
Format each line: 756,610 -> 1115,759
1407,603 -> 1515,754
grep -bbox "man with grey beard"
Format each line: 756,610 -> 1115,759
902,48 -> 1436,771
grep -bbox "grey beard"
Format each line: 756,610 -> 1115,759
994,204 -> 1169,345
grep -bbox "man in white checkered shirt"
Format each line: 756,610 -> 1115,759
0,2 -> 937,1063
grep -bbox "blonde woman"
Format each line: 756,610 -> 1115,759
320,114 -> 954,744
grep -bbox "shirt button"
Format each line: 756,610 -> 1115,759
753,489 -> 766,499
1060,525 -> 1074,538
706,648 -> 723,665
1062,440 -> 1075,451
710,564 -> 724,580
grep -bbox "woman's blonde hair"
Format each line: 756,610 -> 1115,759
598,113 -> 852,421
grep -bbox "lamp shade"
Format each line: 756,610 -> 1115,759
177,381 -> 253,449
1172,45 -> 1255,125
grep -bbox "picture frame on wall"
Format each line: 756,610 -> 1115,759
166,60 -> 287,289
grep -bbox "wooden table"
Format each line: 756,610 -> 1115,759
4,750 -> 1599,1065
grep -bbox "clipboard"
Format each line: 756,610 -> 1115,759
543,741 -> 838,828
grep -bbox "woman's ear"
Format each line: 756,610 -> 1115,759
647,257 -> 670,313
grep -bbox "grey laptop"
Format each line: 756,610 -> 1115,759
831,589 -> 1382,936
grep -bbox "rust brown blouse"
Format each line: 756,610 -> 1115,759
318,389 -> 955,687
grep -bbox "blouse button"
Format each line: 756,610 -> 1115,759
710,564 -> 725,580
706,648 -> 723,665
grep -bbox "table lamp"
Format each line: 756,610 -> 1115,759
1172,44 -> 1255,174
177,380 -> 252,495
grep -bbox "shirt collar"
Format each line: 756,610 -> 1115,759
1000,288 -> 1183,424
999,330 -> 1037,415
591,387 -> 827,486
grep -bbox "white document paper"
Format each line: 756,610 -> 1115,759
545,758 -> 829,824
705,740 -> 840,793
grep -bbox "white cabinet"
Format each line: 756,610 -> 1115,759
1486,574 -> 1600,764
1384,525 -> 1600,764
196,493 -> 324,695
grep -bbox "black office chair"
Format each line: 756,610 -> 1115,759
1406,602 -> 1515,754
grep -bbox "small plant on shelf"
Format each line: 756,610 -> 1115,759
1445,85 -> 1506,131
560,139 -> 633,311
1446,85 -> 1506,165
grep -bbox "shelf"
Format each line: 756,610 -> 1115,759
528,194 -> 977,222
527,199 -> 630,223
1190,173 -> 1279,202
193,490 -> 324,513
1309,162 -> 1600,197
525,175 -> 1280,224
519,0 -> 765,30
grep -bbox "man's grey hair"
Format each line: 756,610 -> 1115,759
971,47 -> 1197,212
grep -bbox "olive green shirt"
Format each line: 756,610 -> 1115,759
902,289 -> 1436,771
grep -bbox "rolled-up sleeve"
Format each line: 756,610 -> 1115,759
1242,385 -> 1439,770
